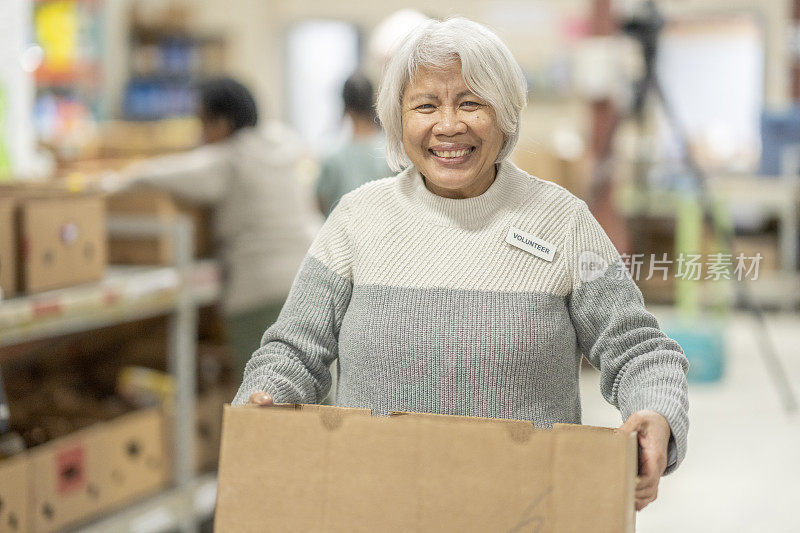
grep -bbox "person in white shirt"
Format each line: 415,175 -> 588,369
115,77 -> 318,376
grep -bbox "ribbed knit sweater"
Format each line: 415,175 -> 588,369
233,160 -> 690,473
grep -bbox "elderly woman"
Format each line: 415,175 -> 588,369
233,17 -> 689,511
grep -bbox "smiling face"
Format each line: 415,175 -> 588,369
401,61 -> 505,199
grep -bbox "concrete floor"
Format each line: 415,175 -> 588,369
579,308 -> 800,533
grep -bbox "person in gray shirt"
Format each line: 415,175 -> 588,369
315,72 -> 392,217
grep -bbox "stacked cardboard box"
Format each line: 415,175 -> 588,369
0,197 -> 15,298
216,405 -> 637,532
0,183 -> 106,297
106,189 -> 212,265
0,403 -> 169,532
96,119 -> 201,158
0,453 -> 30,532
1,357 -> 172,531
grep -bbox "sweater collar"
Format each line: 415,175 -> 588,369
396,160 -> 532,229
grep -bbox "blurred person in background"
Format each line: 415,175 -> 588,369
315,72 -> 392,217
235,18 -> 688,512
107,77 -> 317,376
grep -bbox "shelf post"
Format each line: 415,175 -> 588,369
168,216 -> 198,532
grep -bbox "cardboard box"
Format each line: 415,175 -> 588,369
0,184 -> 108,295
98,119 -> 201,158
106,190 -> 212,264
0,453 -> 30,533
102,408 -> 170,509
18,194 -> 106,293
24,407 -> 170,532
28,424 -> 108,533
0,197 -> 16,298
215,405 -> 637,533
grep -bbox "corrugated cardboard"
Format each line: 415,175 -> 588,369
0,453 -> 30,533
17,194 -> 107,293
106,190 -> 175,264
22,407 -> 171,532
102,408 -> 170,509
0,197 -> 16,298
106,190 -> 212,264
97,118 -> 201,158
215,405 -> 637,533
28,424 -> 108,533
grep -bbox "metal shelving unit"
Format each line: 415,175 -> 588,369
0,216 -> 222,533
618,174 -> 800,309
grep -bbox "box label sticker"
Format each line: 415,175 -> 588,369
57,444 -> 86,495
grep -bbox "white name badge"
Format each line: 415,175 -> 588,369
505,227 -> 556,262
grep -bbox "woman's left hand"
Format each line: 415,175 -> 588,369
618,410 -> 671,511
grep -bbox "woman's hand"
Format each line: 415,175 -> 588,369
246,391 -> 275,406
618,410 -> 671,511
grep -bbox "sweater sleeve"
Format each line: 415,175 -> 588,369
564,199 -> 689,474
119,143 -> 231,205
231,195 -> 354,405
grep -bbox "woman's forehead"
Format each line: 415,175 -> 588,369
404,64 -> 471,98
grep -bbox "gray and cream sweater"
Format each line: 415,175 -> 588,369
233,160 -> 690,473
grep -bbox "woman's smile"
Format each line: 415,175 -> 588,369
429,144 -> 475,164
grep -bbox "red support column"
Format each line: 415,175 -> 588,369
791,0 -> 800,101
587,0 -> 632,255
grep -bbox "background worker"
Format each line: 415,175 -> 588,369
315,72 -> 392,217
107,77 -> 318,376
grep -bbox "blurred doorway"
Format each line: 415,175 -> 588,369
286,20 -> 360,152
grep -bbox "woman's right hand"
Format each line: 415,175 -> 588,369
247,391 -> 275,406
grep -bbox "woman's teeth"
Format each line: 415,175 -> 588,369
432,148 -> 471,158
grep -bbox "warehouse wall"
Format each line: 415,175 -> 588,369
101,0 -> 792,123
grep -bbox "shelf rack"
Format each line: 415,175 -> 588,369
0,215 -> 222,533
618,174 -> 800,310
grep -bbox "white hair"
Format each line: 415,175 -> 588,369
376,17 -> 528,172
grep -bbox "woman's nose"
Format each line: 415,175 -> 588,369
432,107 -> 467,136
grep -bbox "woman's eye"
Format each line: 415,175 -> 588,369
416,104 -> 434,110
461,101 -> 480,109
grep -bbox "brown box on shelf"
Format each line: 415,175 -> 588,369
97,119 -> 201,158
0,184 -> 107,294
19,194 -> 106,293
0,197 -> 16,298
215,405 -> 637,533
23,406 -> 171,532
102,408 -> 170,510
27,424 -> 109,533
57,157 -> 137,176
106,189 -> 212,264
0,453 -> 31,533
